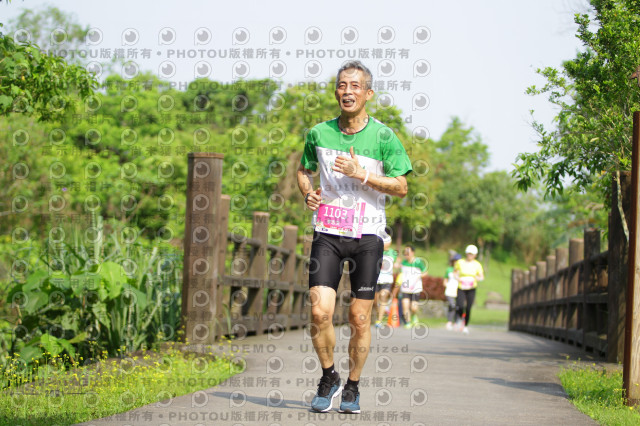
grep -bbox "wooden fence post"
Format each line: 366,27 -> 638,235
247,212 -> 268,334
297,232 -> 313,327
609,172 -> 631,363
546,255 -> 556,302
278,225 -> 297,330
181,152 -> 224,346
509,269 -> 519,330
555,248 -> 568,339
523,270 -> 530,328
583,228 -> 601,352
567,239 -> 584,342
214,195 -> 230,338
624,110 -> 640,407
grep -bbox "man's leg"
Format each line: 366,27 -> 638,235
376,289 -> 390,322
464,289 -> 476,326
347,297 -> 375,381
411,299 -> 419,322
309,285 -> 344,412
339,234 -> 382,414
374,290 -> 382,322
401,295 -> 411,323
310,285 -> 338,368
456,290 -> 467,331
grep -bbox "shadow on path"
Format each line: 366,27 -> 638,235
475,377 -> 568,398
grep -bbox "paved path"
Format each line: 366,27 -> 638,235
79,324 -> 597,425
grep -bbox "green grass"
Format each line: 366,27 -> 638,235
422,307 -> 509,328
558,363 -> 640,425
0,341 -> 243,425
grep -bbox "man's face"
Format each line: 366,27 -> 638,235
403,248 -> 413,258
334,68 -> 374,116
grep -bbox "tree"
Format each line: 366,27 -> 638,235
513,0 -> 640,201
428,117 -> 489,244
6,5 -> 90,58
0,29 -> 98,120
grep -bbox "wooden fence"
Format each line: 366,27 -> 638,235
510,173 -> 631,361
180,153 -> 352,344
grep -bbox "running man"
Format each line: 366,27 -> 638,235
398,245 -> 428,328
297,60 -> 412,414
454,244 -> 484,334
444,253 -> 462,330
374,236 -> 399,327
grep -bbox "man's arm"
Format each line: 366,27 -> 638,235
476,264 -> 485,282
297,163 -> 322,211
365,173 -> 408,198
332,146 -> 408,198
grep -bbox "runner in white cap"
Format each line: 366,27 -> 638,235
454,244 -> 484,334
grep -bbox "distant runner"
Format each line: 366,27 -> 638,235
398,245 -> 428,328
444,253 -> 462,330
374,235 -> 399,327
454,244 -> 484,334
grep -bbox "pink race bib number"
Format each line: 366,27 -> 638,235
315,201 -> 365,238
459,276 -> 475,290
317,204 -> 355,229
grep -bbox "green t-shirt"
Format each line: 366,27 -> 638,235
399,258 -> 427,294
300,116 -> 412,237
445,266 -> 455,279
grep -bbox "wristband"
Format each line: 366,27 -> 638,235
304,192 -> 311,204
362,170 -> 370,185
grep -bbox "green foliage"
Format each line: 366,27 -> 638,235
0,26 -> 98,121
2,213 -> 182,376
559,363 -> 640,425
429,117 -> 489,228
0,342 -> 243,425
0,72 -> 431,246
513,0 -> 640,199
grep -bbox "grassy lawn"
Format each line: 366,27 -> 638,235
559,363 -> 640,425
422,307 -> 509,329
0,342 -> 243,426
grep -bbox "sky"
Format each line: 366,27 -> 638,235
1,0 -> 589,171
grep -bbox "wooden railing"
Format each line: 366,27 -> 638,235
180,153 -> 351,344
510,229 -> 608,356
510,172 -> 631,361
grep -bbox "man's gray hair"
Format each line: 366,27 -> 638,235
336,60 -> 373,90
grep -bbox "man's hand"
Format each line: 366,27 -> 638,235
305,187 -> 322,211
332,146 -> 364,180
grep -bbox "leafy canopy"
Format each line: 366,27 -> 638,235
513,0 -> 640,199
0,23 -> 98,121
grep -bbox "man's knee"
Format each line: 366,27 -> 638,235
311,306 -> 334,325
349,313 -> 370,334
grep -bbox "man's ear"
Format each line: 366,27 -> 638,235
366,88 -> 375,101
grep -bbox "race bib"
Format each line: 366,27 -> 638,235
459,276 -> 476,290
315,197 -> 366,238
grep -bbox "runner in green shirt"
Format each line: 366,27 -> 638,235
398,245 -> 428,328
297,60 -> 412,414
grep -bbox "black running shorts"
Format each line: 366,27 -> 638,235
376,283 -> 393,293
309,231 -> 384,300
401,293 -> 421,302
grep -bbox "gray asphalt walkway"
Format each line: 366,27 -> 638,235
78,323 -> 597,425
